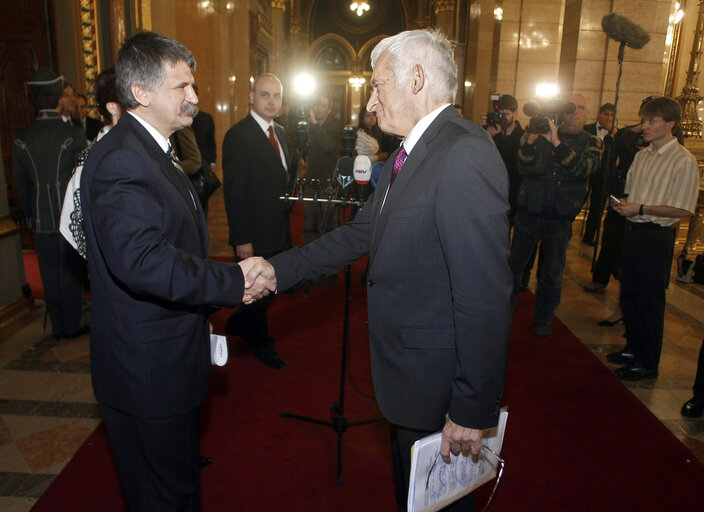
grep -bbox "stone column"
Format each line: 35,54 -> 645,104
434,0 -> 456,38
678,0 -> 704,138
464,0 -> 497,120
270,0 -> 287,77
107,0 -> 127,64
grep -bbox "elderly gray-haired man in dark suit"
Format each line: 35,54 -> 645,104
256,29 -> 513,511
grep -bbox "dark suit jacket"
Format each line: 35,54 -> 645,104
270,106 -> 513,431
81,112 -> 247,418
84,116 -> 103,142
192,111 -> 217,165
222,113 -> 292,255
13,110 -> 86,233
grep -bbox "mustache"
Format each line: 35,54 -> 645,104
178,102 -> 198,117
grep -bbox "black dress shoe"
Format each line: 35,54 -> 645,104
584,282 -> 607,293
681,396 -> 704,418
199,456 -> 213,469
606,349 -> 634,364
615,363 -> 658,381
599,317 -> 624,327
253,346 -> 287,369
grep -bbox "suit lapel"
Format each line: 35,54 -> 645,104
369,106 -> 456,263
369,141 -> 428,262
247,115 -> 286,169
274,123 -> 290,174
123,115 -> 207,247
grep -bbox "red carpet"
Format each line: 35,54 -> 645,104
31,278 -> 704,510
25,204 -> 704,509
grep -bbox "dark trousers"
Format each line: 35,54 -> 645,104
303,202 -> 338,245
694,339 -> 704,399
227,248 -> 278,350
101,404 -> 200,512
582,169 -> 605,244
509,212 -> 573,326
389,424 -> 475,511
34,232 -> 87,338
620,224 -> 675,369
227,294 -> 275,348
591,209 -> 626,285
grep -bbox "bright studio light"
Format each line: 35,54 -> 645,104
293,73 -> 317,98
535,82 -> 560,99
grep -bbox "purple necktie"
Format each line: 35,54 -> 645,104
390,145 -> 406,186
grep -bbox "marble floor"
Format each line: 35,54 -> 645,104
1,190 -> 702,511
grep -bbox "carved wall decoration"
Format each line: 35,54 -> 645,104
79,0 -> 100,117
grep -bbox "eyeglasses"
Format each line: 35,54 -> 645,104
425,444 -> 505,511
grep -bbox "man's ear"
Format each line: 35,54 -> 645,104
411,64 -> 425,95
131,83 -> 150,108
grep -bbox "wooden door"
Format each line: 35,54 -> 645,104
0,0 -> 53,247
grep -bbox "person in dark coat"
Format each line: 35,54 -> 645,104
222,73 -> 292,369
13,67 -> 88,339
80,32 -> 276,509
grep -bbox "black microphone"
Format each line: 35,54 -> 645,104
602,13 -> 650,49
335,156 -> 354,193
296,120 -> 309,158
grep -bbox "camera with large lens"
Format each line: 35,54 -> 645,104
523,100 -> 576,134
341,125 -> 357,158
485,109 -> 506,130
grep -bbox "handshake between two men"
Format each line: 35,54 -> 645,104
237,257 -> 277,304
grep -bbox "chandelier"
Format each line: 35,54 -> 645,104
350,1 -> 370,17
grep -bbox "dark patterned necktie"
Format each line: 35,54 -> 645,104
166,145 -> 198,210
166,145 -> 184,173
390,145 -> 406,186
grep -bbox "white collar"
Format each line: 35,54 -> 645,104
402,103 -> 451,155
128,111 -> 170,152
250,109 -> 274,134
647,136 -> 678,155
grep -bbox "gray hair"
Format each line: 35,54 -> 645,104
116,31 -> 196,110
370,29 -> 457,104
252,73 -> 283,93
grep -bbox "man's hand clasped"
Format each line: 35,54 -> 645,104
439,413 -> 483,464
237,257 -> 277,304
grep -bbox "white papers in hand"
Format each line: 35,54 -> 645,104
407,407 -> 508,512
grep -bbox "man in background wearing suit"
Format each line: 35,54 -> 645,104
222,73 -> 291,369
261,29 -> 513,510
582,102 -> 614,246
76,93 -> 103,141
80,32 -> 275,510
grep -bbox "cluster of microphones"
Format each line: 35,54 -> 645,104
281,131 -> 384,208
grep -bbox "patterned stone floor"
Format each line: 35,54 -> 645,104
0,190 -> 702,510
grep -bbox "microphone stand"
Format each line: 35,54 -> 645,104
591,40 -> 625,269
279,181 -> 383,487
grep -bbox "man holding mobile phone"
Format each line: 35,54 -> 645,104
608,97 -> 699,381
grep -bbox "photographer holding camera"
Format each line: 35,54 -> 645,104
508,93 -> 602,337
481,94 -> 524,225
